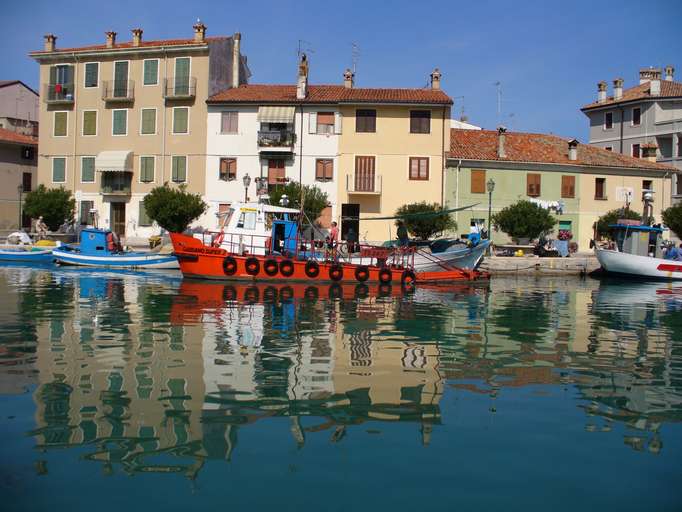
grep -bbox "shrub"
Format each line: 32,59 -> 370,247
492,200 -> 556,241
662,203 -> 682,238
595,208 -> 642,239
143,184 -> 207,233
23,185 -> 75,231
394,202 -> 457,240
268,181 -> 329,225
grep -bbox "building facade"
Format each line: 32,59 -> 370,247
29,24 -> 248,240
447,128 -> 677,251
0,80 -> 39,137
0,128 -> 38,231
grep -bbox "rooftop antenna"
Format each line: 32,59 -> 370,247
296,39 -> 315,59
493,81 -> 502,124
351,42 -> 360,76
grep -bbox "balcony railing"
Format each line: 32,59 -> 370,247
101,172 -> 132,195
44,83 -> 75,104
102,80 -> 135,102
163,77 -> 197,100
257,130 -> 296,150
347,173 -> 382,194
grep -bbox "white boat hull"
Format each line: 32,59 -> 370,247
594,247 -> 682,280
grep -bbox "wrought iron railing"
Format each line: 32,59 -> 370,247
257,130 -> 296,147
347,173 -> 382,194
163,77 -> 197,99
44,83 -> 75,104
102,80 -> 135,102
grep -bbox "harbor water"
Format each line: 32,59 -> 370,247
1,266 -> 681,510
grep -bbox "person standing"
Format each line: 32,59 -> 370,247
36,216 -> 49,240
346,227 -> 358,253
396,220 -> 409,247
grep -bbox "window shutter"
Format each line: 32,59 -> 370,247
83,111 -> 96,135
315,159 -> 323,179
140,157 -> 154,182
49,66 -> 57,85
113,110 -> 126,135
65,65 -> 74,85
80,200 -> 94,225
85,63 -> 98,87
561,175 -> 575,198
141,109 -> 155,134
53,158 -> 65,182
173,108 -> 188,133
54,112 -> 67,136
144,60 -> 158,85
527,173 -> 541,196
81,157 -> 95,182
334,112 -> 342,134
139,201 -> 152,226
172,156 -> 186,182
309,112 -> 317,134
471,169 -> 486,193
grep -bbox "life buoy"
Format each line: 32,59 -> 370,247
222,256 -> 238,276
263,258 -> 279,276
245,257 -> 260,276
305,260 -> 320,278
280,286 -> 294,303
329,263 -> 343,282
354,265 -> 370,282
378,268 -> 392,284
213,231 -> 225,248
401,270 -> 416,290
244,286 -> 260,303
279,259 -> 295,277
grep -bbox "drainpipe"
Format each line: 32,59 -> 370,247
162,50 -> 168,183
441,106 -> 446,207
298,104 -> 304,220
619,106 -> 624,154
455,159 -> 461,226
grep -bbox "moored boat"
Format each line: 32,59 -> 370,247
0,246 -> 55,264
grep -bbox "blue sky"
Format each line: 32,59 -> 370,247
3,0 -> 680,139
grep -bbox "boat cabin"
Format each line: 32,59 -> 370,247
77,228 -> 123,255
611,224 -> 664,258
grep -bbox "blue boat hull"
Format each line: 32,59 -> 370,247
53,248 -> 179,269
0,249 -> 54,264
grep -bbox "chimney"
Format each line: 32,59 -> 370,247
193,20 -> 206,43
131,28 -> 143,47
639,67 -> 661,84
597,81 -> 607,103
296,53 -> 309,100
497,126 -> 507,158
641,143 -> 658,162
568,139 -> 579,161
105,31 -> 117,48
343,68 -> 354,89
43,34 -> 57,52
613,78 -> 624,100
665,65 -> 675,82
430,68 -> 442,90
232,32 -> 241,88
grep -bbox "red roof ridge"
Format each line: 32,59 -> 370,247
582,79 -> 682,110
29,35 -> 231,55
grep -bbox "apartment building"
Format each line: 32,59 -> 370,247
29,23 -> 249,239
582,66 -> 682,203
0,80 -> 39,136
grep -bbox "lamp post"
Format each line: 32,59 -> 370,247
486,178 -> 495,254
17,184 -> 23,230
242,173 -> 251,202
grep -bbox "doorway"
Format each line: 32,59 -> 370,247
110,202 -> 126,237
341,203 -> 360,240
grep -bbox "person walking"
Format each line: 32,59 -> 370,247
396,220 -> 409,247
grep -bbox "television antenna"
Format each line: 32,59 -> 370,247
296,39 -> 315,59
351,42 -> 360,75
493,81 -> 502,123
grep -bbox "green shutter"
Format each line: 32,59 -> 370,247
81,157 -> 95,182
54,112 -> 67,136
141,109 -> 155,134
49,66 -> 58,85
174,58 -> 190,94
173,108 -> 188,134
52,158 -> 66,182
139,201 -> 152,226
113,61 -> 129,97
140,156 -> 154,182
143,60 -> 158,85
84,63 -> 98,87
113,110 -> 127,135
83,111 -> 97,135
172,156 -> 186,182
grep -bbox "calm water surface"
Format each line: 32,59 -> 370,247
1,267 -> 681,511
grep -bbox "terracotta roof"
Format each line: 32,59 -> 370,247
448,128 -> 676,172
29,36 -> 228,56
0,127 -> 38,146
208,84 -> 453,105
582,80 -> 682,110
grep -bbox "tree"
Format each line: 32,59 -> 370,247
394,202 -> 457,240
23,185 -> 75,231
595,208 -> 642,239
662,203 -> 682,238
143,184 -> 207,233
268,181 -> 329,224
492,200 -> 556,241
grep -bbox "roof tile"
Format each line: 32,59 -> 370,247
30,36 -> 228,55
583,80 -> 682,109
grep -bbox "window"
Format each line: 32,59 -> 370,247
632,107 -> 641,126
143,59 -> 159,86
470,169 -> 486,193
171,156 -> 187,183
82,110 -> 97,136
218,203 -> 232,227
79,200 -> 94,225
81,156 -> 95,183
561,175 -> 575,198
21,147 -> 34,160
410,110 -> 431,134
527,173 -> 541,196
315,159 -> 333,181
268,159 -> 286,184
605,146 -> 613,152
595,177 -> 606,199
84,62 -> 98,88
642,180 -> 652,192
316,112 -> 335,134
52,157 -> 66,183
174,57 -> 191,95
139,201 -> 152,226
237,211 -> 257,230
173,107 -> 189,134
140,108 -> 156,135
604,112 -> 613,130
632,143 -> 640,158
220,111 -> 238,133
112,109 -> 127,135
409,157 -> 429,180
354,156 -> 376,191
140,156 -> 155,183
53,111 -> 67,136
219,158 -> 237,181
113,61 -> 129,98
356,109 -> 376,133
22,172 -> 32,192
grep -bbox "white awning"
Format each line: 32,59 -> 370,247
95,150 -> 132,173
257,106 -> 295,123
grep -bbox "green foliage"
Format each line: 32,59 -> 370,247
268,181 -> 329,224
662,203 -> 682,238
394,202 -> 457,240
23,185 -> 75,231
143,184 -> 207,233
595,208 -> 642,239
492,200 -> 556,241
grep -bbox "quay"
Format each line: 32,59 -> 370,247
480,254 -> 600,276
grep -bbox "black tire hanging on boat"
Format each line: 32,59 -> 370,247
245,257 -> 260,276
222,256 -> 238,276
279,259 -> 295,277
263,258 -> 279,277
378,268 -> 392,284
354,265 -> 370,282
329,263 -> 344,282
305,260 -> 320,278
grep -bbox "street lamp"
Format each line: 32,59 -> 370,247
242,173 -> 251,202
17,184 -> 23,230
486,178 -> 495,255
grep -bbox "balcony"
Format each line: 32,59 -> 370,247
101,172 -> 132,195
163,77 -> 197,100
257,130 -> 296,152
102,81 -> 135,103
347,173 -> 382,195
44,83 -> 75,105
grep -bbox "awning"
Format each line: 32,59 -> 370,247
95,150 -> 132,173
257,106 -> 295,123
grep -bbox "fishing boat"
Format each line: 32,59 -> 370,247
52,228 -> 179,269
0,246 -> 55,264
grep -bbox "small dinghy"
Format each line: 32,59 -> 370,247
0,246 -> 54,264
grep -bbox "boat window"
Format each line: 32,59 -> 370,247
237,211 -> 257,230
